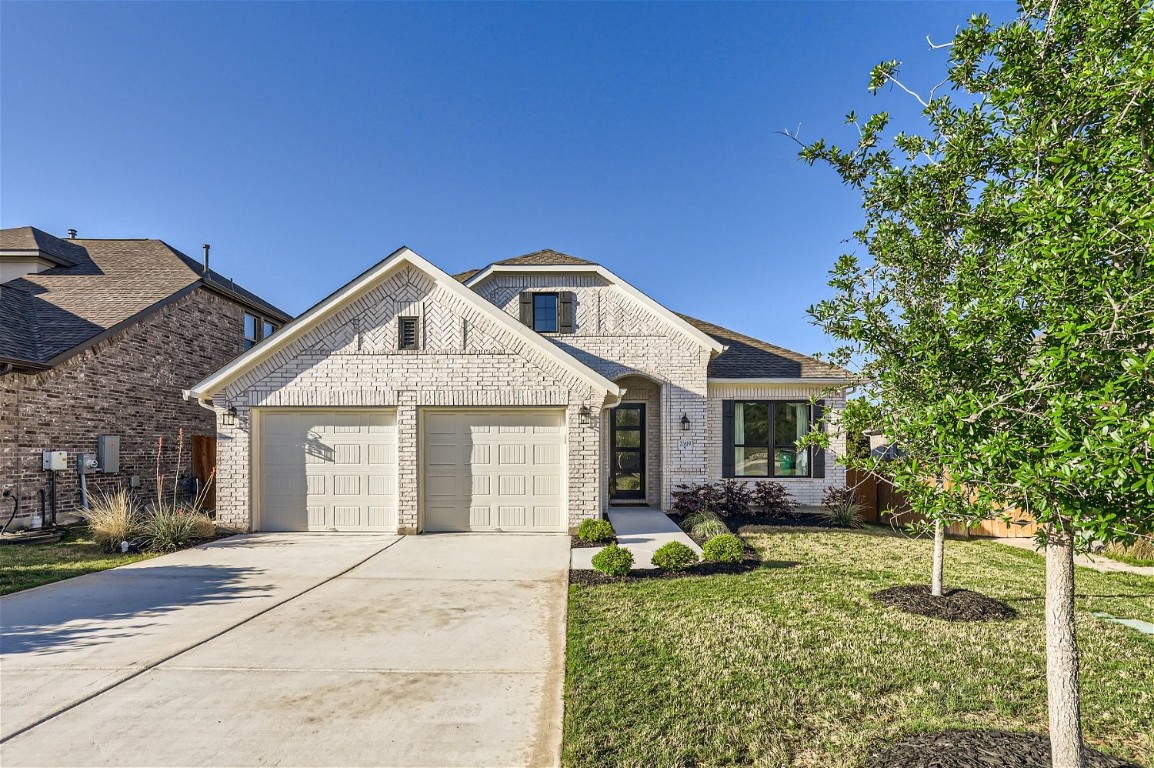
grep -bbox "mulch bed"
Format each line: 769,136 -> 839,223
862,729 -> 1142,768
667,510 -> 831,532
570,535 -> 617,549
570,547 -> 762,586
871,585 -> 1017,622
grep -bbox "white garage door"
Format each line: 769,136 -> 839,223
259,410 -> 397,532
423,409 -> 566,532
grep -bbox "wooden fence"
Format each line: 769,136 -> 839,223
191,435 -> 217,511
847,468 -> 1038,538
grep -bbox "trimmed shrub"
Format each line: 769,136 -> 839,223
681,510 -> 730,541
702,533 -> 745,563
651,541 -> 699,571
751,481 -> 797,517
717,479 -> 753,517
143,506 -> 216,552
820,486 -> 865,529
577,518 -> 615,543
80,488 -> 143,552
591,543 -> 634,577
671,482 -> 724,517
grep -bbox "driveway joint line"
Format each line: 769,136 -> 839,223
0,536 -> 405,746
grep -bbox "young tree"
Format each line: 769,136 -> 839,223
800,2 -> 1154,765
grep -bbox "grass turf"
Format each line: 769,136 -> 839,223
563,526 -> 1153,768
0,528 -> 155,595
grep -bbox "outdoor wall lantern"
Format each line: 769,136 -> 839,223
680,413 -> 691,431
578,405 -> 592,426
224,404 -> 238,426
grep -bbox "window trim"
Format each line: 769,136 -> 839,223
397,316 -> 420,350
725,400 -> 815,479
244,312 -> 279,350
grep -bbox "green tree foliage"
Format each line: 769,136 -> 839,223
799,2 -> 1153,764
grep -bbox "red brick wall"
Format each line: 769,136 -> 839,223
0,288 -> 248,527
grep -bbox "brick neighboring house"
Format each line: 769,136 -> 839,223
186,247 -> 851,535
0,226 -> 291,528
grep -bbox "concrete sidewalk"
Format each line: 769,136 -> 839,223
991,537 -> 1154,577
571,508 -> 701,570
1,533 -> 570,767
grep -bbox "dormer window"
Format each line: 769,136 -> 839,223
533,293 -> 558,332
519,291 -> 575,334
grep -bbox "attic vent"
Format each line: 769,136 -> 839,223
398,317 -> 419,350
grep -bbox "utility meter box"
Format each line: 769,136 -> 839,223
97,435 -> 120,474
42,450 -> 68,471
77,453 -> 100,474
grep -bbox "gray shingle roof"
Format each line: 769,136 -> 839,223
677,314 -> 851,379
0,228 -> 291,368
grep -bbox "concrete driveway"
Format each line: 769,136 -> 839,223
0,533 -> 570,767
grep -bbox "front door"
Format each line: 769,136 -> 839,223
610,404 -> 646,501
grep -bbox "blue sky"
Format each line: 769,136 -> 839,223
1,1 -> 1016,357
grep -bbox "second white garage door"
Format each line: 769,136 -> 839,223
423,409 -> 566,532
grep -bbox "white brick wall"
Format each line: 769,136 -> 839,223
212,265 -> 603,531
210,263 -> 847,532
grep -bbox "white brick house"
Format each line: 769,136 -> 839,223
185,248 -> 850,534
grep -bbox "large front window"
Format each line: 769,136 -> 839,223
731,401 -> 812,477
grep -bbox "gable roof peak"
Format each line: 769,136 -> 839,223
494,249 -> 598,267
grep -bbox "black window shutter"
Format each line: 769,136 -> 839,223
558,292 -> 575,333
812,400 -> 826,478
722,400 -> 735,478
519,292 -> 533,327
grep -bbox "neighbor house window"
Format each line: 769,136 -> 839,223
724,400 -> 816,478
244,313 -> 279,350
533,293 -> 559,332
398,317 -> 419,350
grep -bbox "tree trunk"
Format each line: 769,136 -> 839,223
931,520 -> 945,597
1046,527 -> 1086,768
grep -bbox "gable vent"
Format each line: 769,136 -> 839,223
398,317 -> 419,350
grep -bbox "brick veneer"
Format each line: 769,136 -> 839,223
0,289 -> 246,527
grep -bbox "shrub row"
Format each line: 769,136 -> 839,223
671,480 -> 797,518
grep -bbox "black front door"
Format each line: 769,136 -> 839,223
610,404 -> 646,500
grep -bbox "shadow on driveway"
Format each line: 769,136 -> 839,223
1,564 -> 269,657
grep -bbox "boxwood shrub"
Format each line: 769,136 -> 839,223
591,543 -> 634,577
651,541 -> 699,571
577,518 -> 616,543
702,533 -> 745,563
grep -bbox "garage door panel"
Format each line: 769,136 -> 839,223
422,409 -> 565,532
260,410 -> 397,532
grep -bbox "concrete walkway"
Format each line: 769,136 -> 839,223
571,508 -> 701,570
1,533 -> 570,767
991,537 -> 1154,577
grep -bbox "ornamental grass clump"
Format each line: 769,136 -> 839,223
80,487 -> 143,552
142,429 -> 216,552
590,543 -> 633,577
681,510 -> 729,541
819,487 -> 864,529
651,541 -> 698,571
577,518 -> 615,543
701,533 -> 744,563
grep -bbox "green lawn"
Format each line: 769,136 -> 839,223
564,527 -> 1154,768
0,528 -> 156,595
